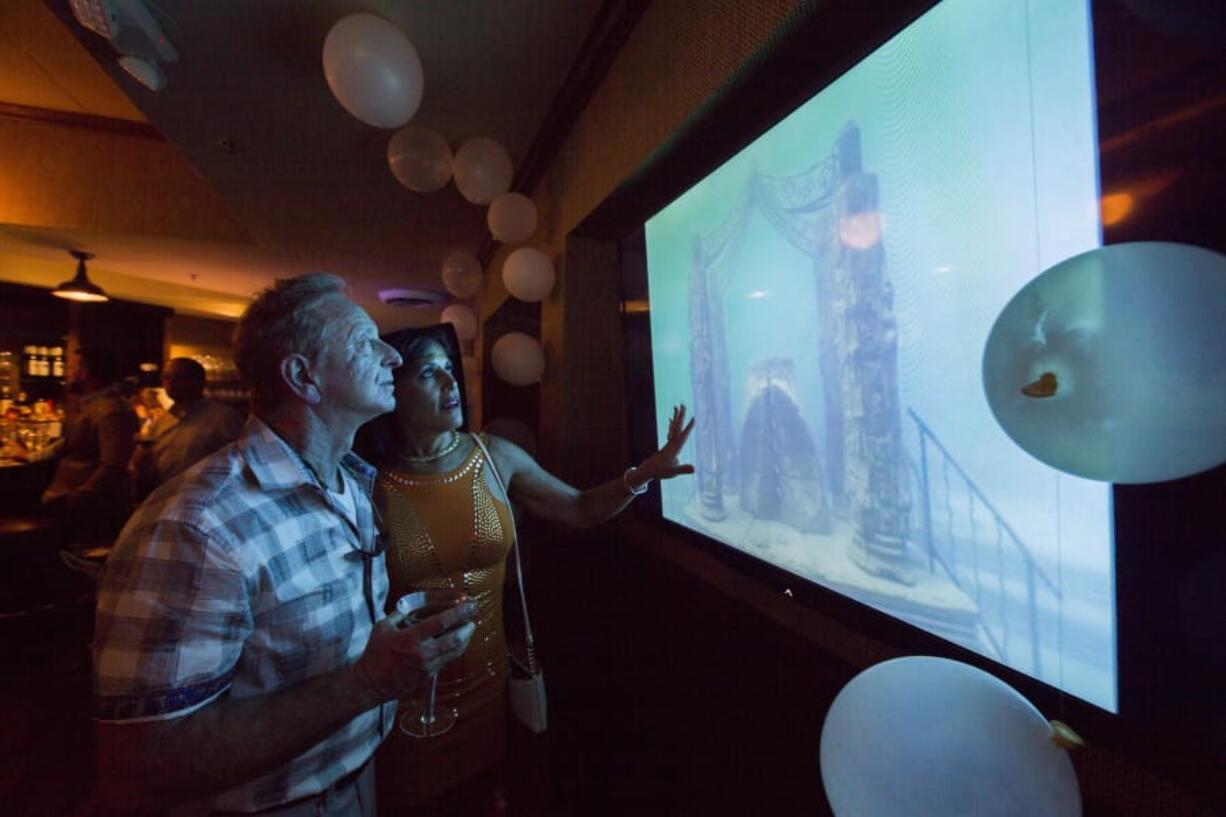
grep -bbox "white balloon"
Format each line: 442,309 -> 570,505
491,332 -> 545,386
441,251 -> 483,298
453,137 -> 513,205
388,125 -> 451,192
502,247 -> 555,303
820,657 -> 1081,817
323,14 -> 423,129
440,303 -> 477,342
983,241 -> 1226,484
487,192 -> 538,244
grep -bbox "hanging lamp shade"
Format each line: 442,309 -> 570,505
52,250 -> 109,303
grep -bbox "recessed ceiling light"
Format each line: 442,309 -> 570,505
378,288 -> 443,308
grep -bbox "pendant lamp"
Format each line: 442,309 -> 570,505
52,250 -> 109,303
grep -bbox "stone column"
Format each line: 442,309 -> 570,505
832,125 -> 913,582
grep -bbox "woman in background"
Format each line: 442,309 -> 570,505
356,324 -> 693,816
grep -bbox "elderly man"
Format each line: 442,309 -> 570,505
93,274 -> 476,816
131,357 -> 244,499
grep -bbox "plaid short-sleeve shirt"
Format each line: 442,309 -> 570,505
93,417 -> 394,813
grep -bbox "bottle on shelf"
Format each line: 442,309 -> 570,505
50,347 -> 65,379
0,350 -> 14,388
23,345 -> 38,378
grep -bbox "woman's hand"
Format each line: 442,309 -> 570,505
634,404 -> 696,484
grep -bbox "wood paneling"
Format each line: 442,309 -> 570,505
0,110 -> 246,242
538,235 -> 627,485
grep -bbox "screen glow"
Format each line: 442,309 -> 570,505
644,0 -> 1115,711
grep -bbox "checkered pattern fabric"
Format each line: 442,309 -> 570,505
93,417 -> 394,813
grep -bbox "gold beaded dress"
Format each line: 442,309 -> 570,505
373,436 -> 516,810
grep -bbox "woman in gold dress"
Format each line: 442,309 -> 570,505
355,325 -> 694,816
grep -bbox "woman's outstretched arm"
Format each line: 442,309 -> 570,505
486,405 -> 695,529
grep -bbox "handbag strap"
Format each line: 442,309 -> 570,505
469,432 -> 538,672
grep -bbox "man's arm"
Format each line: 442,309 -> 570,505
96,601 -> 475,814
129,443 -> 156,501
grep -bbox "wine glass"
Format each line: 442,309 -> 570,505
396,594 -> 459,738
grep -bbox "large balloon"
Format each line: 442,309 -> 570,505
487,192 -> 538,244
983,242 -> 1226,484
502,247 -> 555,303
440,303 -> 477,342
453,137 -> 513,205
441,251 -> 483,298
491,332 -> 545,386
388,125 -> 451,192
820,656 -> 1081,817
323,14 -> 423,129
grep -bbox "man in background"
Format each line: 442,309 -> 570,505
131,356 -> 243,499
40,346 -> 139,542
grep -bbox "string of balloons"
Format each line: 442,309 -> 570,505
322,12 -> 554,386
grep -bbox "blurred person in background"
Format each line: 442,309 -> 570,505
131,356 -> 244,499
40,346 -> 139,543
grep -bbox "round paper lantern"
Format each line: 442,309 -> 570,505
502,247 -> 555,303
491,332 -> 545,386
983,241 -> 1226,483
388,125 -> 451,192
487,192 -> 538,244
820,656 -> 1081,817
440,303 -> 477,342
440,251 -> 482,299
452,137 -> 513,205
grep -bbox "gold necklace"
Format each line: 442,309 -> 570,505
400,431 -> 461,463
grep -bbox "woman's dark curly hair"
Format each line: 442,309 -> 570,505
353,323 -> 468,467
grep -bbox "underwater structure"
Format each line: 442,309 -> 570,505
739,357 -> 831,534
829,130 -> 913,583
687,122 -> 912,580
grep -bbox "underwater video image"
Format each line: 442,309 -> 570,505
645,0 -> 1116,710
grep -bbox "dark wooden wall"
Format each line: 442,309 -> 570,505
0,280 -> 168,392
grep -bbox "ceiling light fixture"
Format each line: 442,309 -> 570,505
52,251 -> 109,303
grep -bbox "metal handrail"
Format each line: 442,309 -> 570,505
906,406 -> 1061,673
907,407 -> 1061,596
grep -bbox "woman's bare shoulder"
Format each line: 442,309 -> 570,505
477,431 -> 534,474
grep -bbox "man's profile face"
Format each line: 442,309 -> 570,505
67,352 -> 90,396
311,297 -> 402,421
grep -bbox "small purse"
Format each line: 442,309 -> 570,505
470,433 -> 548,734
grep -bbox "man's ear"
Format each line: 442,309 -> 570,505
280,354 -> 322,406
